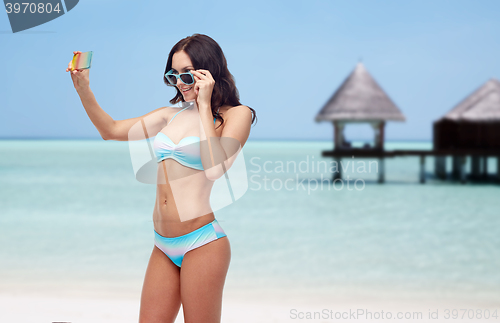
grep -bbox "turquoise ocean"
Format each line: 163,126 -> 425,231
1,139 -> 499,304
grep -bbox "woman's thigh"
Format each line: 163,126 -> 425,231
139,245 -> 182,323
180,237 -> 231,323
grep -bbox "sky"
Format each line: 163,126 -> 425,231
1,0 -> 499,141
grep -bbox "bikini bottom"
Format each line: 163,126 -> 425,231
154,218 -> 227,267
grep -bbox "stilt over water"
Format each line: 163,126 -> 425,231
435,156 -> 446,180
471,156 -> 481,179
497,157 -> 500,181
420,155 -> 425,183
378,158 -> 385,183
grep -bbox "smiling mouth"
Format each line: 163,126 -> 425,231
181,87 -> 192,93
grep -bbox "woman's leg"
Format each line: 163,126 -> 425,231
180,237 -> 231,323
139,245 -> 182,323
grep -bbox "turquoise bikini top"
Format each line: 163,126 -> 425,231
153,106 -> 217,170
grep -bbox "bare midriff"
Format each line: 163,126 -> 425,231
152,158 -> 215,238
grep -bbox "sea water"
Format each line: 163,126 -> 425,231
0,139 -> 499,303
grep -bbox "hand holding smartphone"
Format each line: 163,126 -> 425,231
66,51 -> 93,92
71,51 -> 93,71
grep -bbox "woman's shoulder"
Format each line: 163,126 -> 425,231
221,104 -> 250,115
222,105 -> 253,121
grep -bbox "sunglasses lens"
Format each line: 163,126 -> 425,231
166,74 -> 177,85
180,73 -> 194,85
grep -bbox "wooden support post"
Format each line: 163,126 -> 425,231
482,156 -> 488,179
452,156 -> 461,179
379,121 -> 385,150
378,158 -> 385,183
332,157 -> 342,182
471,156 -> 481,179
333,121 -> 346,150
460,156 -> 467,184
420,155 -> 426,183
435,156 -> 446,180
373,124 -> 379,149
333,121 -> 339,151
497,156 -> 500,182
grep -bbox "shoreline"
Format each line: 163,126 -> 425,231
3,278 -> 500,304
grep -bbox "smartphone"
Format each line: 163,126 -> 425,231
71,51 -> 93,71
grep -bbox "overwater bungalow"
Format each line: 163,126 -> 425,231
434,78 -> 500,182
315,62 -> 406,182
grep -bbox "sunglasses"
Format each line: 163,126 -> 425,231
165,69 -> 195,86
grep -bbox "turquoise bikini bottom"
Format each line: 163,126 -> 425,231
154,218 -> 227,267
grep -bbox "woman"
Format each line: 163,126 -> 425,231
66,33 -> 257,323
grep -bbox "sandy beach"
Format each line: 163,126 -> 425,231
1,286 -> 498,323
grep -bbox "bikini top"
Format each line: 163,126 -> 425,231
153,106 -> 218,170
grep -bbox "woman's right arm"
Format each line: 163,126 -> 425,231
76,87 -> 169,141
67,51 -> 169,141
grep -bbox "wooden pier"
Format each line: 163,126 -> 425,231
322,148 -> 500,184
315,64 -> 500,185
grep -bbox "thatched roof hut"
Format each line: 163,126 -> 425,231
315,62 -> 405,150
315,62 -> 405,122
434,78 -> 500,150
438,78 -> 500,122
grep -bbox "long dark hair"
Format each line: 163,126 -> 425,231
164,33 -> 257,129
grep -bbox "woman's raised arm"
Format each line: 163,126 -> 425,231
67,51 -> 169,141
105,105 -> 170,141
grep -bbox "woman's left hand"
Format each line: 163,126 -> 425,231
190,69 -> 215,109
